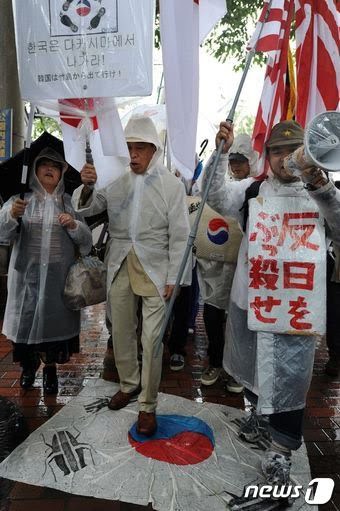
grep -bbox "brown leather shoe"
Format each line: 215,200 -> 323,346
136,411 -> 157,436
108,387 -> 140,410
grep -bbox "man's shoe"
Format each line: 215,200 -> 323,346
108,387 -> 140,410
226,376 -> 244,394
238,409 -> 271,444
43,366 -> 58,395
170,354 -> 185,371
262,449 -> 292,486
201,366 -> 221,386
136,411 -> 157,436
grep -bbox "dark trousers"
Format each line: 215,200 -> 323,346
203,303 -> 226,368
168,285 -> 192,356
326,254 -> 340,357
245,389 -> 304,450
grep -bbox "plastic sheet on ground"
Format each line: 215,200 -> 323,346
0,381 -> 314,510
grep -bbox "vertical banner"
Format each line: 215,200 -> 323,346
12,0 -> 154,100
247,196 -> 326,335
0,109 -> 13,162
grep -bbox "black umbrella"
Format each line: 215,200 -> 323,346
0,131 -> 82,203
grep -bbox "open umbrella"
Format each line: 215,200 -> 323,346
0,131 -> 82,203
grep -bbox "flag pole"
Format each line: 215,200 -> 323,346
155,0 -> 275,352
20,102 -> 35,199
17,102 -> 35,232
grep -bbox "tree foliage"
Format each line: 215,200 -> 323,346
155,0 -> 265,68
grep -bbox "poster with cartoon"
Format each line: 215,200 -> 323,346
247,196 -> 326,335
12,0 -> 154,100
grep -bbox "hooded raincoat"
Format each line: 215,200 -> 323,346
203,152 -> 340,414
72,116 -> 190,298
0,148 -> 92,347
227,134 -> 258,180
197,138 -> 257,311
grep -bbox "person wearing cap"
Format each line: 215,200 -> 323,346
0,148 -> 92,394
73,115 -> 190,437
202,119 -> 340,486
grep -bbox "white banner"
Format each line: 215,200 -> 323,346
12,0 -> 154,100
247,196 -> 326,335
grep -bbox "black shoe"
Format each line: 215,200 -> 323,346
43,366 -> 58,395
20,359 -> 40,389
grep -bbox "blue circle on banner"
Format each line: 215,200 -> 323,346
128,415 -> 215,465
207,218 -> 229,245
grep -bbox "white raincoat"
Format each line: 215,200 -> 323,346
203,152 -> 340,413
196,138 -> 257,311
72,116 -> 190,298
0,148 -> 92,345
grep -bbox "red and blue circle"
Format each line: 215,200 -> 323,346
76,0 -> 91,16
128,415 -> 215,465
207,218 -> 229,245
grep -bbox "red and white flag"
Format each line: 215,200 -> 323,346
251,0 -> 294,169
295,0 -> 340,127
160,0 -> 226,179
59,98 -> 129,189
248,0 -> 291,51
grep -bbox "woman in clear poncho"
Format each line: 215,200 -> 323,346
0,148 -> 92,394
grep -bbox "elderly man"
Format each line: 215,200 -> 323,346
73,116 -> 190,436
203,119 -> 340,486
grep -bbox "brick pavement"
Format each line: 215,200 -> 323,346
0,303 -> 339,510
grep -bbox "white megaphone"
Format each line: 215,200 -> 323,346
285,110 -> 340,174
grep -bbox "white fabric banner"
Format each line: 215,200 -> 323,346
199,0 -> 227,43
0,380 -> 313,510
248,196 -> 326,335
160,0 -> 200,179
12,0 -> 154,100
160,0 -> 226,179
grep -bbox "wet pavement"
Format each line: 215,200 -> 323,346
0,303 -> 339,510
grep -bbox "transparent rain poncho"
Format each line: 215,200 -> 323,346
72,115 -> 190,297
203,151 -> 340,413
0,148 -> 92,345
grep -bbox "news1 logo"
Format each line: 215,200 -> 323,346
305,478 -> 335,505
244,477 -> 335,504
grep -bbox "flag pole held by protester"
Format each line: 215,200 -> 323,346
155,0 -> 275,351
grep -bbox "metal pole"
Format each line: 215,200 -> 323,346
20,102 -> 35,199
155,0 -> 275,350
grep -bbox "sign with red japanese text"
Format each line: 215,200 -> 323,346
12,0 -> 154,100
247,196 -> 326,335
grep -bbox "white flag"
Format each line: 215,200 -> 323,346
59,97 -> 129,189
160,0 -> 199,179
199,0 -> 227,42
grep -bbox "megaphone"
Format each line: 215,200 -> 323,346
285,110 -> 340,174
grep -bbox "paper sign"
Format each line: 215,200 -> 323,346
12,0 -> 154,100
247,196 -> 326,335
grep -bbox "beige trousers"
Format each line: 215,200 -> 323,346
109,262 -> 165,412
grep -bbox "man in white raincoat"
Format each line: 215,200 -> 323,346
72,116 -> 190,436
202,119 -> 340,486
